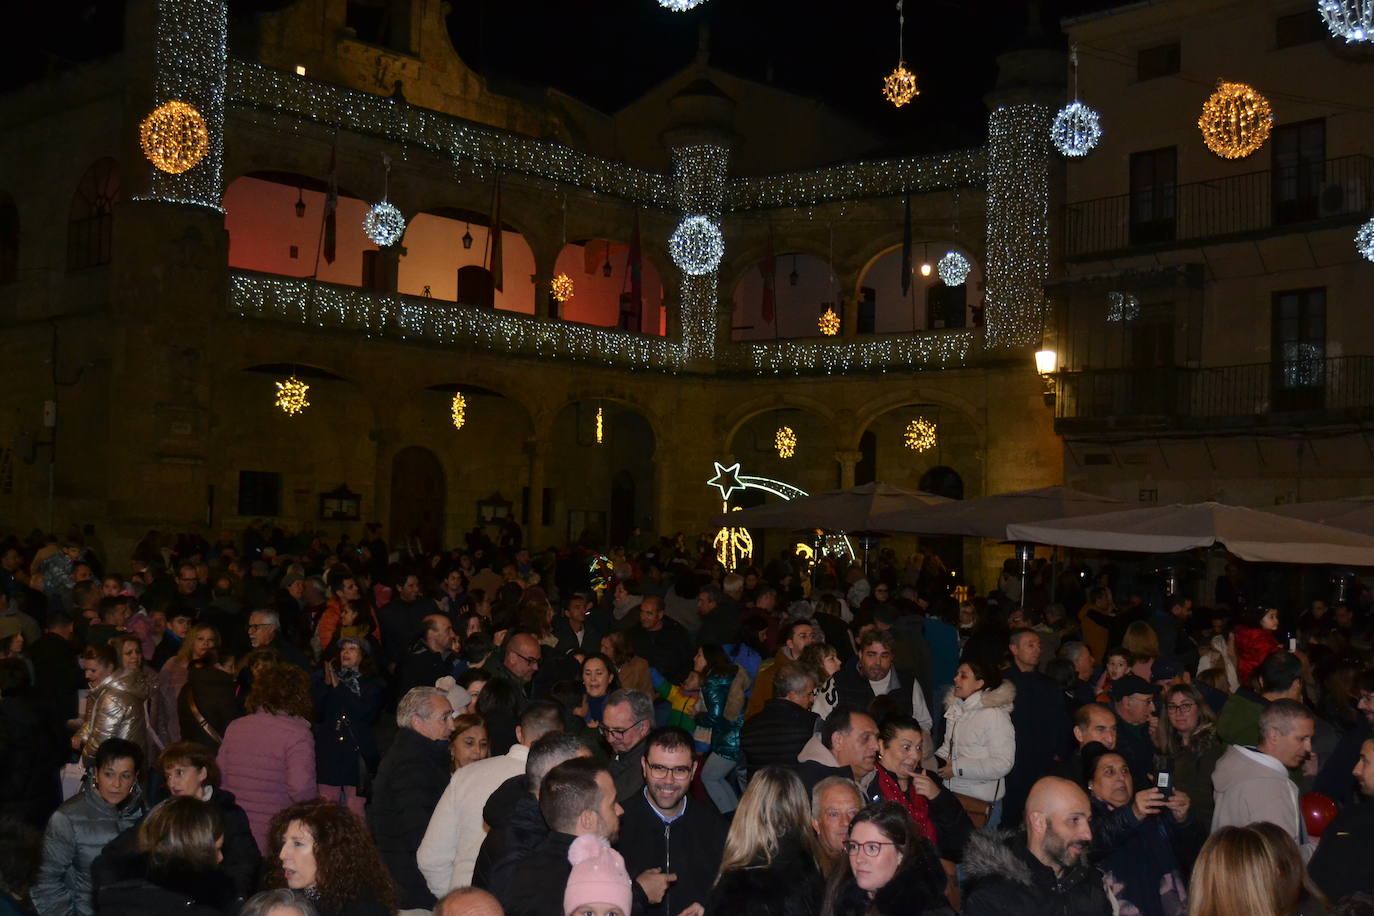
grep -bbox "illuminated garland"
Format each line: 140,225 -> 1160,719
1198,82 -> 1273,160
775,426 -> 797,458
726,151 -> 983,211
670,145 -> 729,360
451,393 -> 466,429
275,377 -> 310,416
984,104 -> 1051,349
142,0 -> 225,209
720,331 -> 973,375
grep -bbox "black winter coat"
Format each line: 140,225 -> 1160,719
828,838 -> 953,916
365,726 -> 453,910
0,688 -> 63,827
1088,798 -> 1197,916
473,776 -> 543,897
95,855 -> 240,916
616,792 -> 728,916
397,644 -> 458,696
831,659 -> 912,718
705,832 -> 823,916
311,670 -> 385,786
1308,798 -> 1374,901
379,597 -> 438,672
960,830 -> 1112,916
210,787 -> 261,898
627,619 -> 694,684
739,699 -> 819,779
1001,668 -> 1072,828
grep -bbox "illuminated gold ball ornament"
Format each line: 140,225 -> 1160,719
274,377 -> 310,416
775,426 -> 797,458
551,273 -> 575,302
883,64 -> 919,108
139,101 -> 210,174
818,307 -> 841,336
450,393 -> 466,430
1198,81 -> 1273,160
903,417 -> 937,452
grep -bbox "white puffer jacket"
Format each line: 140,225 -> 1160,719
936,680 -> 1016,801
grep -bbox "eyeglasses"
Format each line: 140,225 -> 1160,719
1165,703 -> 1196,713
246,623 -> 269,630
647,763 -> 693,780
510,651 -> 540,667
600,719 -> 645,739
843,840 -> 898,857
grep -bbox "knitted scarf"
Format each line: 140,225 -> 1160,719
875,765 -> 938,845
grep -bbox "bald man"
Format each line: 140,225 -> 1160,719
435,886 -> 503,916
961,777 -> 1112,916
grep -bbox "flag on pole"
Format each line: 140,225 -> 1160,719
488,175 -> 503,292
628,211 -> 643,329
322,138 -> 338,264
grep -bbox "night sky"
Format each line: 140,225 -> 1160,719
6,0 -> 1126,150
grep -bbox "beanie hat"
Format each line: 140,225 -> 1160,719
564,834 -> 632,916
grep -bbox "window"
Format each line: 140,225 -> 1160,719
0,193 -> 16,285
1136,43 -> 1180,81
67,159 -> 119,271
1129,147 -> 1177,245
1272,119 -> 1326,224
238,471 -> 282,516
1272,288 -> 1326,410
1276,8 -> 1327,47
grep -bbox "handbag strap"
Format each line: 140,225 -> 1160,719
187,689 -> 223,745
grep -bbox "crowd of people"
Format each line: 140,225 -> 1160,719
0,523 -> 1373,916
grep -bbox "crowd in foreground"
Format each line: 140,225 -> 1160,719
0,524 -> 1372,916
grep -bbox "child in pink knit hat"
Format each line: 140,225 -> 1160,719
564,833 -> 633,916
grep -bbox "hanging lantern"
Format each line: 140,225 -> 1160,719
937,251 -> 971,286
903,418 -> 937,452
775,426 -> 797,459
451,393 -> 466,430
1051,101 -> 1103,157
551,274 -> 575,302
139,100 -> 210,174
1198,81 -> 1273,160
818,307 -> 841,336
882,64 -> 919,107
274,377 -> 310,416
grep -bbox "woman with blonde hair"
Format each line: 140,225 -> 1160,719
707,765 -> 823,915
155,624 -> 221,746
1187,824 -> 1307,916
1122,621 -> 1161,679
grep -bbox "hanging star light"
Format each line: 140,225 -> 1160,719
1356,217 -> 1374,262
139,100 -> 210,174
937,251 -> 971,286
775,426 -> 797,458
451,392 -> 466,430
882,1 -> 919,108
1051,101 -> 1102,157
903,417 -> 937,452
818,307 -> 841,336
551,273 -> 574,302
1198,81 -> 1274,160
274,376 -> 309,416
1318,0 -> 1373,41
669,215 -> 724,275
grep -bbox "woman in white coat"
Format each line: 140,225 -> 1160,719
936,657 -> 1016,828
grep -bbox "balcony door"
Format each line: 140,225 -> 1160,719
1129,147 -> 1177,245
1272,288 -> 1326,411
1272,120 -> 1326,225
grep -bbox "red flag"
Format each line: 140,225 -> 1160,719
322,139 -> 337,264
628,211 -> 643,329
488,176 -> 503,292
760,225 -> 776,324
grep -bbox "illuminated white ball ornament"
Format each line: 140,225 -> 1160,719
659,0 -> 708,9
363,200 -> 405,247
1051,101 -> 1102,158
669,215 -> 724,276
937,251 -> 971,286
1318,0 -> 1373,41
1356,217 -> 1374,263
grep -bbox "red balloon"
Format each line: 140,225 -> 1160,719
1301,791 -> 1338,839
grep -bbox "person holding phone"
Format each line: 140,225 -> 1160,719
1081,742 -> 1198,916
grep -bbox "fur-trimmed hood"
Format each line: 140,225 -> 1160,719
942,679 -> 1016,712
961,829 -> 1035,888
960,829 -> 1115,916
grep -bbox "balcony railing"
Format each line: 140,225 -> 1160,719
1054,356 -> 1374,425
1064,155 -> 1374,259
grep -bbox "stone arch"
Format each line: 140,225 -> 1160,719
727,249 -> 842,342
850,396 -> 985,499
544,396 -> 658,547
721,393 -> 838,454
852,237 -> 984,334
396,204 -> 537,313
551,238 -> 668,335
849,386 -> 983,451
223,171 -> 372,285
68,157 -> 119,271
552,388 -> 666,453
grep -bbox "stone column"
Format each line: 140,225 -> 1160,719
525,435 -> 550,542
834,450 -> 863,489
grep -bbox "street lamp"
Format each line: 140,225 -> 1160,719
1035,348 -> 1057,406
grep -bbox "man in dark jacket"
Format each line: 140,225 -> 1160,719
626,597 -> 693,684
694,585 -> 741,650
1314,670 -> 1374,805
962,776 -> 1111,916
28,612 -> 85,741
1110,675 -> 1158,784
616,727 -> 727,916
1003,629 -> 1073,828
367,686 -> 457,912
379,574 -> 437,674
245,610 -> 311,671
551,591 -> 607,659
475,733 -> 588,897
830,629 -> 913,718
739,664 -> 818,779
399,614 -> 460,694
1309,737 -> 1374,901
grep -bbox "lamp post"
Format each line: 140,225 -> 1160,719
1035,348 -> 1057,406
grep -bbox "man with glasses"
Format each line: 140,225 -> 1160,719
245,609 -> 310,671
616,727 -> 727,916
600,688 -> 653,802
1110,675 -> 1158,785
1315,668 -> 1374,806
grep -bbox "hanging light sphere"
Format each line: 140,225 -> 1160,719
451,393 -> 466,430
139,100 -> 210,174
363,200 -> 406,247
818,307 -> 841,336
775,426 -> 797,459
669,215 -> 724,276
882,63 -> 920,108
1050,101 -> 1103,158
937,251 -> 972,286
903,418 -> 937,452
1317,0 -> 1373,41
658,0 -> 707,10
1356,217 -> 1374,263
1198,81 -> 1274,160
274,377 -> 310,416
551,273 -> 575,302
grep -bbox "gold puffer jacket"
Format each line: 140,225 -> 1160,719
76,667 -> 150,768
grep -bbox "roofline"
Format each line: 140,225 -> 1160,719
1060,0 -> 1170,29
